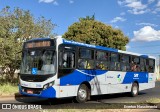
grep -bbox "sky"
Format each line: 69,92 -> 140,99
0,0 -> 160,62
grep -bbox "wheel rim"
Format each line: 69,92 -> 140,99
78,88 -> 87,100
133,86 -> 137,95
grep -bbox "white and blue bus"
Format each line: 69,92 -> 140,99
19,37 -> 156,103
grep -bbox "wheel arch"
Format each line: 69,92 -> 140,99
133,80 -> 139,88
80,81 -> 91,91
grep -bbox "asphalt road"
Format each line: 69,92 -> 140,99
0,81 -> 160,110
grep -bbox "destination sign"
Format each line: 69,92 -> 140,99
25,41 -> 51,48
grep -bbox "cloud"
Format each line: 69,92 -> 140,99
39,0 -> 55,3
53,1 -> 58,5
132,26 -> 160,42
111,17 -> 126,23
120,12 -> 126,16
136,22 -> 158,27
148,0 -> 155,4
69,0 -> 74,4
55,35 -> 62,38
126,45 -> 130,49
39,0 -> 58,5
157,1 -> 160,7
118,0 -> 149,14
153,1 -> 160,13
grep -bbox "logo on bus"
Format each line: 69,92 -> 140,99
32,68 -> 37,75
134,74 -> 139,77
117,74 -> 121,82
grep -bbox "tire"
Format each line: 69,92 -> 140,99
131,83 -> 139,97
76,84 -> 89,103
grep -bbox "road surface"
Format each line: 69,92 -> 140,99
0,81 -> 160,110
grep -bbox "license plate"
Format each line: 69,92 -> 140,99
27,89 -> 33,94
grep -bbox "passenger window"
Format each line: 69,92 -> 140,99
140,58 -> 145,72
131,57 -> 140,72
95,51 -> 109,70
96,51 -> 108,60
110,53 -> 120,71
79,49 -> 94,59
147,59 -> 155,73
120,55 -> 130,71
78,48 -> 94,69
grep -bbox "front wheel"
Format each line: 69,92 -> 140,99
76,84 -> 89,103
131,83 -> 139,97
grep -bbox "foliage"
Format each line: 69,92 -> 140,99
63,15 -> 129,50
0,6 -> 55,82
0,82 -> 18,96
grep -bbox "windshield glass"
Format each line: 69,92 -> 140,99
20,49 -> 56,75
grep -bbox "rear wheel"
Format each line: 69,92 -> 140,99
76,84 -> 89,103
131,83 -> 139,97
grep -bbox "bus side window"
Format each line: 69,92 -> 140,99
95,51 -> 108,70
120,54 -> 130,71
110,53 -> 119,71
78,48 -> 94,69
140,58 -> 145,72
148,59 -> 155,73
63,52 -> 75,68
131,57 -> 140,72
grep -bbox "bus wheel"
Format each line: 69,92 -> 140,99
76,84 -> 89,103
131,83 -> 139,97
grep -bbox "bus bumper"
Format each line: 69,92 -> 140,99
18,85 -> 56,98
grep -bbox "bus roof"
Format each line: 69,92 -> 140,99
62,38 -> 155,59
25,37 -> 155,59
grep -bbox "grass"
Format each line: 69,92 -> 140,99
145,98 -> 160,103
0,82 -> 18,96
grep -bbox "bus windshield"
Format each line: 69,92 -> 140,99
20,49 -> 56,75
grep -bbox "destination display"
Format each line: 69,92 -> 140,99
25,41 -> 51,48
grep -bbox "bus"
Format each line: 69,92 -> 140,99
19,37 -> 156,103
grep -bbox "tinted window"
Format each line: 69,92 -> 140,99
110,53 -> 120,71
95,51 -> 109,70
79,49 -> 94,59
96,51 -> 108,60
78,48 -> 94,69
120,54 -> 130,71
59,51 -> 75,68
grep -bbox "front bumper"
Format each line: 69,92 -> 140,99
19,85 -> 56,98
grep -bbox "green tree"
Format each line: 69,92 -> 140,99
0,6 -> 55,82
63,16 -> 129,50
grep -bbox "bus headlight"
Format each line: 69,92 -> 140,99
49,82 -> 54,87
43,84 -> 48,90
43,81 -> 55,90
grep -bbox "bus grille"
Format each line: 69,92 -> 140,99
21,86 -> 43,94
20,75 -> 50,82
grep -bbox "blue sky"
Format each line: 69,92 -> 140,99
0,0 -> 160,61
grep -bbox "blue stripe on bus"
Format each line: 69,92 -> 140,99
63,39 -> 118,52
122,72 -> 148,84
60,70 -> 148,86
60,70 -> 107,86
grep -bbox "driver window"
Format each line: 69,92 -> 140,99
60,51 -> 75,69
41,50 -> 55,73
